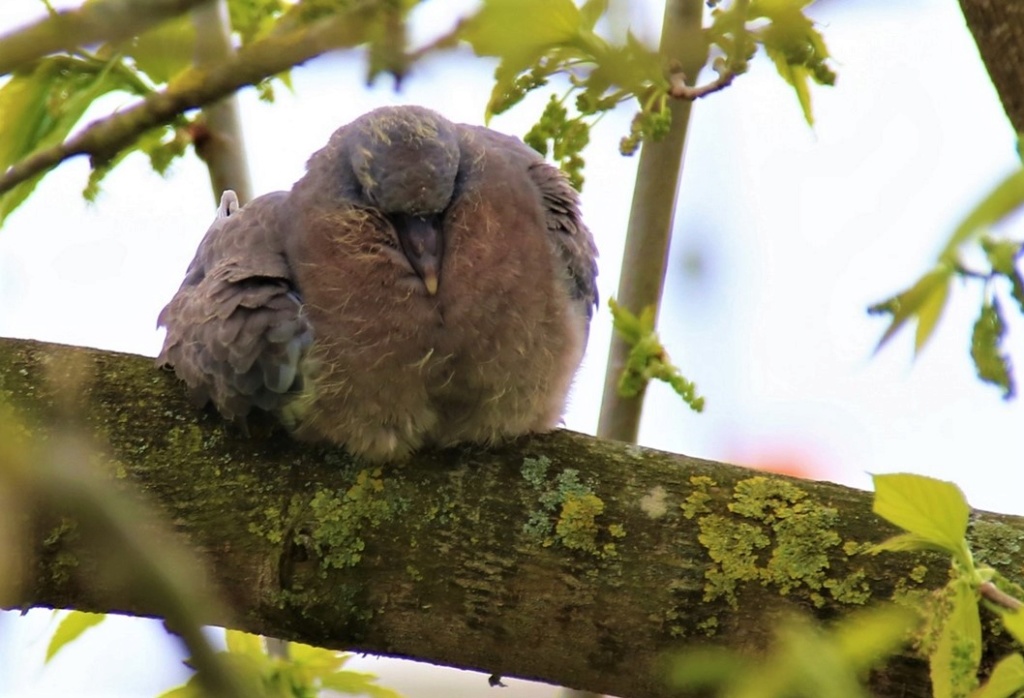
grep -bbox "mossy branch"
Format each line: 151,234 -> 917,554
4,337 -> 1024,697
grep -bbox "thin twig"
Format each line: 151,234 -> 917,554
0,0 -> 213,77
980,581 -> 1024,611
667,57 -> 735,101
0,7 -> 376,196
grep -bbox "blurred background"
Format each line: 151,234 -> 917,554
1,0 -> 1020,695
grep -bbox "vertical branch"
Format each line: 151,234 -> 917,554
192,0 -> 253,204
597,0 -> 706,443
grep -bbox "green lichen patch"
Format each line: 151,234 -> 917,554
556,492 -> 605,554
969,519 -> 1024,573
520,456 -> 624,557
309,467 -> 401,570
682,475 -> 716,519
694,475 -> 864,608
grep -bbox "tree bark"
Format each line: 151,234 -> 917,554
3,337 -> 1023,697
958,0 -> 1024,136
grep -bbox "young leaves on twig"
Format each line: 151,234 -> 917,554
608,298 -> 704,412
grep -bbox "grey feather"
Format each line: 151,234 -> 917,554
158,105 -> 598,460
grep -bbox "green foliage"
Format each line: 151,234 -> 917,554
524,95 -> 589,189
971,298 -> 1014,399
160,629 -> 401,698
872,473 -> 1024,698
668,605 -> 916,698
45,611 -> 106,663
871,473 -> 971,566
0,55 -> 149,224
744,0 -> 835,125
870,166 -> 1024,400
608,298 -> 704,412
464,0 -> 834,184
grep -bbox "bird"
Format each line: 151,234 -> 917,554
157,105 -> 598,461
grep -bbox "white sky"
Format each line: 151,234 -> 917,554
2,0 -> 1022,696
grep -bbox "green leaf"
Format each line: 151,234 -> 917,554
832,604 -> 917,670
872,473 -> 971,563
115,14 -> 196,84
932,578 -> 982,698
941,168 -> 1024,261
45,611 -> 105,663
463,0 -> 581,62
0,57 -> 142,226
869,532 -> 961,556
225,628 -> 266,657
970,298 -> 1015,399
972,653 -> 1024,698
868,266 -> 954,354
1000,609 -> 1024,646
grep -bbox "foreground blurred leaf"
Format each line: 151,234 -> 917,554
46,611 -> 106,663
973,653 -> 1024,698
932,578 -> 982,698
0,57 -> 146,225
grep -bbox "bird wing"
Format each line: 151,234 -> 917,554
157,190 -> 313,420
459,126 -> 599,317
525,158 -> 600,315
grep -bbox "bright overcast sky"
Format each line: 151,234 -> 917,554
1,0 -> 1021,695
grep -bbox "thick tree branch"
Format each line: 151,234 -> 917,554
0,6 -> 376,196
4,337 -> 1024,697
0,0 -> 213,77
958,1 -> 1024,136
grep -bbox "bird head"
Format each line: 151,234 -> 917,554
348,106 -> 461,296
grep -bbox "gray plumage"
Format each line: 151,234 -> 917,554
157,105 -> 598,461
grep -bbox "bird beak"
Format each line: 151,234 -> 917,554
395,214 -> 443,296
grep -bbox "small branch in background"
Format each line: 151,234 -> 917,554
597,0 -> 706,442
668,57 -> 736,100
0,7 -> 376,197
0,0 -> 213,77
191,0 -> 253,204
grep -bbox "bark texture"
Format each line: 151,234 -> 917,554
959,0 -> 1024,135
4,338 -> 1024,696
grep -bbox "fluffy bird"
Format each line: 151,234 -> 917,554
157,105 -> 598,461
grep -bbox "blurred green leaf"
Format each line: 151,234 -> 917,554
45,611 -> 106,663
941,168 -> 1024,261
972,653 -> 1024,698
463,0 -> 581,64
114,14 -> 196,84
756,4 -> 834,125
868,266 -> 954,354
872,473 -> 971,564
932,578 -> 982,698
971,298 -> 1015,399
998,609 -> 1024,647
981,237 -> 1024,314
228,0 -> 286,44
0,56 -> 146,226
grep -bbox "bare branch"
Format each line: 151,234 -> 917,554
0,0 -> 214,77
598,0 -> 706,441
192,0 -> 254,205
0,7 -> 376,196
